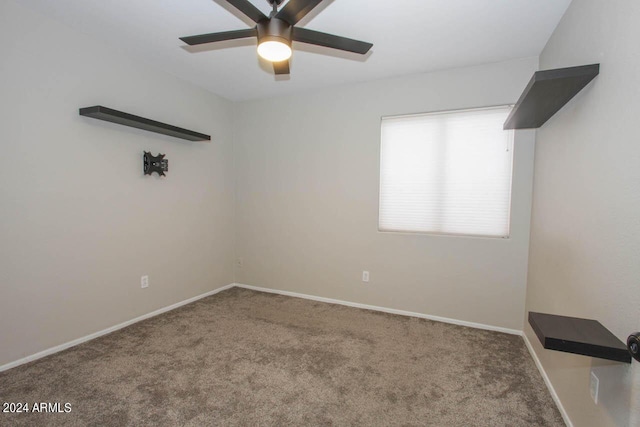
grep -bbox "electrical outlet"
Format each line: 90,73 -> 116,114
590,371 -> 599,404
362,271 -> 370,282
141,275 -> 149,289
235,258 -> 243,269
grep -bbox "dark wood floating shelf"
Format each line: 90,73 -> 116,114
79,106 -> 210,142
504,64 -> 600,130
529,312 -> 631,363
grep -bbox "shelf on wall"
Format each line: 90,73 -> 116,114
529,312 -> 631,363
79,106 -> 211,142
504,64 -> 600,130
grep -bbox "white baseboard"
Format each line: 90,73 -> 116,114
522,333 -> 572,427
233,283 -> 522,336
0,283 -> 235,373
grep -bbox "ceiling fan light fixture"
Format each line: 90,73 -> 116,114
256,18 -> 293,62
257,39 -> 292,62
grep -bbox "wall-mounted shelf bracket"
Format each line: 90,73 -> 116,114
504,64 -> 600,130
529,312 -> 631,363
79,105 -> 211,142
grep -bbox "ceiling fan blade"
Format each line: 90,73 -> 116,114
276,0 -> 323,26
226,0 -> 268,23
292,27 -> 373,54
180,28 -> 257,45
273,60 -> 290,75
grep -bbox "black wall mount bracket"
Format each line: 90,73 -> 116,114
143,152 -> 168,176
628,332 -> 640,362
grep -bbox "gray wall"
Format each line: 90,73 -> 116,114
234,57 -> 538,331
525,1 -> 640,426
0,1 -> 235,366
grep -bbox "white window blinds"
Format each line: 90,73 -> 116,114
379,106 -> 514,238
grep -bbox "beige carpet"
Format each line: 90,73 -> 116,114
0,287 -> 563,426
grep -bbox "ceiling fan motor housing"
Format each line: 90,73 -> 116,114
257,18 -> 292,48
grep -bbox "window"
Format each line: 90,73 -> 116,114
379,106 -> 514,238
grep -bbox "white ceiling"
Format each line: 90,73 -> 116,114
22,0 -> 571,101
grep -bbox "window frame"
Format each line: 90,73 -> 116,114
377,105 -> 515,239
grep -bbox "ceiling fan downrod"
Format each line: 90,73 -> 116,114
267,0 -> 285,16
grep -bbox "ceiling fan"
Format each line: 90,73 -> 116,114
180,0 -> 373,75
